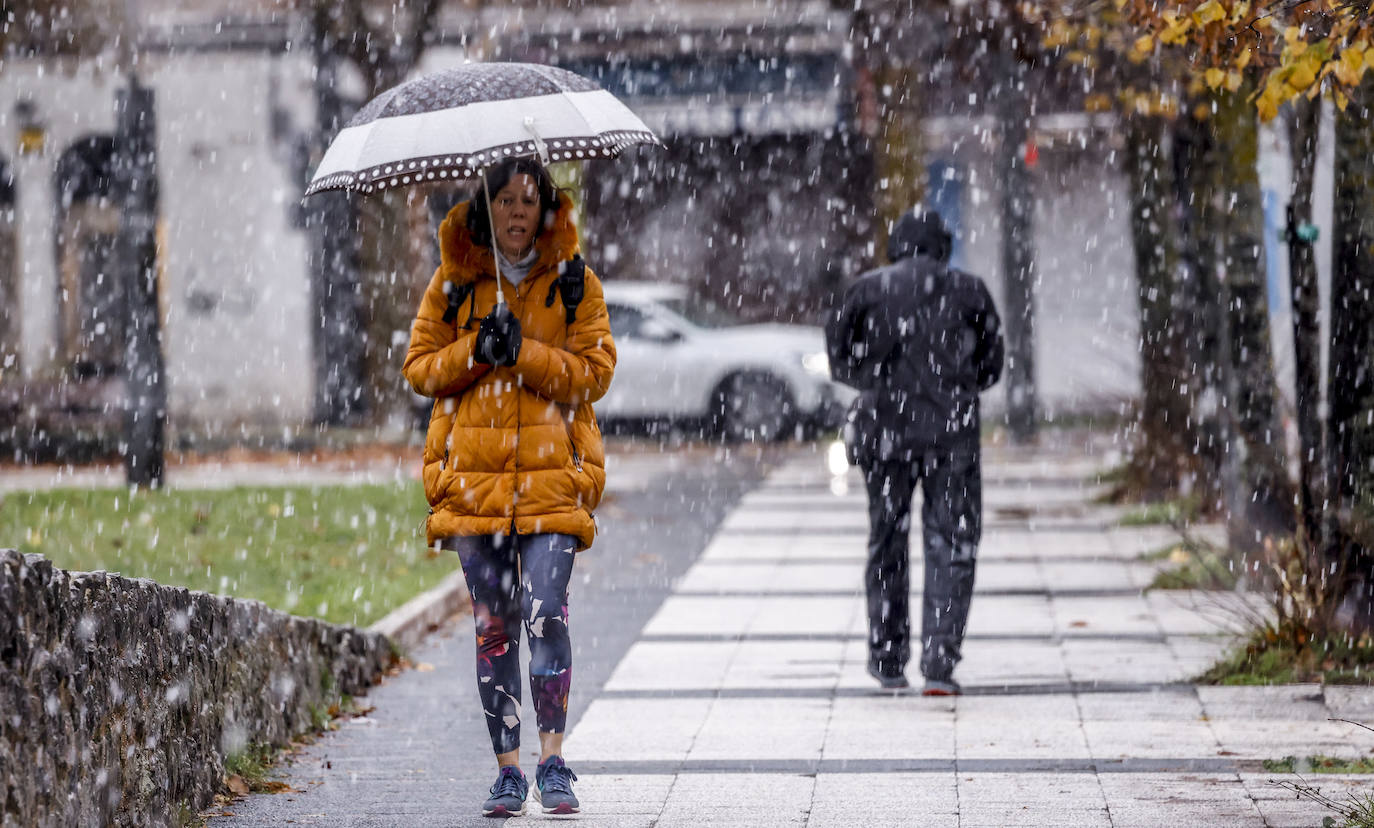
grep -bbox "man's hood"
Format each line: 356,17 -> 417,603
887,208 -> 952,264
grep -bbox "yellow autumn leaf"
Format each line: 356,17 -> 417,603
1284,25 -> 1303,44
1335,47 -> 1365,86
1134,34 -> 1154,53
1225,70 -> 1244,92
1334,88 -> 1349,111
1206,68 -> 1226,88
1367,46 -> 1374,70
1289,55 -> 1319,89
1256,89 -> 1280,122
1230,0 -> 1251,22
1084,92 -> 1113,112
1043,20 -> 1074,49
1193,0 -> 1226,25
1236,48 -> 1253,69
1161,20 -> 1193,45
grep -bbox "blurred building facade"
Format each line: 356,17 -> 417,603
1,0 -> 1153,437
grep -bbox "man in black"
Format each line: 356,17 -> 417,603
826,208 -> 1004,694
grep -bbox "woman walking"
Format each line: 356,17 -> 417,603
403,158 -> 615,817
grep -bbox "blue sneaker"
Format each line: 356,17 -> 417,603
534,755 -> 580,815
482,766 -> 528,818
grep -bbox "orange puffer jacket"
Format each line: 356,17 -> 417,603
403,193 -> 616,550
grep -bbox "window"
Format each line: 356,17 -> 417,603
606,302 -> 649,340
54,136 -> 122,378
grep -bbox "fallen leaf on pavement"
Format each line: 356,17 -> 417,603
415,662 -> 435,672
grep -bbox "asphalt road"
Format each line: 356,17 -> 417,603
214,440 -> 787,826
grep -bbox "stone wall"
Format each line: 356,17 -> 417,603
0,549 -> 393,827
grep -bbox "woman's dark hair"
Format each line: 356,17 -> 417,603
466,157 -> 561,249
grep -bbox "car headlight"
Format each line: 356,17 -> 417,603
801,351 -> 830,378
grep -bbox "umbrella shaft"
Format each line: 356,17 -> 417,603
483,174 -> 506,306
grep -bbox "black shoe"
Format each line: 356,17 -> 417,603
534,755 -> 580,814
867,661 -> 910,690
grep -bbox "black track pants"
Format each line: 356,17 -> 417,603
861,449 -> 982,681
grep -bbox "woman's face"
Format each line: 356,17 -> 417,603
490,173 -> 541,259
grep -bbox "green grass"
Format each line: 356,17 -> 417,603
0,483 -> 453,627
1119,495 -> 1204,527
224,743 -> 283,791
1145,541 -> 1240,590
1264,755 -> 1374,774
1199,629 -> 1374,685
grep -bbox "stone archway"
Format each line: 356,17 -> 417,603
53,135 -> 122,378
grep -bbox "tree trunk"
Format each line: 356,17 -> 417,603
307,8 -> 366,426
1285,96 -> 1328,558
1124,114 -> 1192,497
358,188 -> 432,429
114,77 -> 165,488
1330,77 -> 1374,630
997,53 -> 1038,443
1172,110 -> 1227,507
1209,82 -> 1293,554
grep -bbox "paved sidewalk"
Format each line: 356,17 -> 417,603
556,443 -> 1373,827
214,439 -> 1373,826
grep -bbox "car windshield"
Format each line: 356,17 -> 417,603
658,296 -> 742,329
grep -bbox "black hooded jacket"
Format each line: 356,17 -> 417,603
826,210 -> 1004,460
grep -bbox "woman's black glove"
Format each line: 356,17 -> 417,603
474,305 -> 523,366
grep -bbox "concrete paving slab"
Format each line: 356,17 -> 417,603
698,534 -> 867,561
1196,684 -> 1330,719
806,772 -> 959,826
655,773 -> 814,826
563,698 -> 714,762
1061,639 -> 1189,683
1326,685 -> 1374,722
1240,772 -> 1373,828
1210,719 -> 1364,757
686,699 -> 831,761
1080,719 -> 1222,759
1074,689 -> 1206,721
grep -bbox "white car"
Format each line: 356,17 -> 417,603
596,281 -> 856,441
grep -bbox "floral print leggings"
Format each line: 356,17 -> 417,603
442,533 -> 576,756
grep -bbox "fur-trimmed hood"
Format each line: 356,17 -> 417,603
437,190 -> 581,286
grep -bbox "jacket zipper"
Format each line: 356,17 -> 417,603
510,272 -> 533,535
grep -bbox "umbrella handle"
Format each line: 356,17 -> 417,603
482,173 -> 507,306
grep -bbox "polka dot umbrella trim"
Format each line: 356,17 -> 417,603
305,62 -> 660,197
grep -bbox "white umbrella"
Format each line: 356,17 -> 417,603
305,62 -> 660,304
